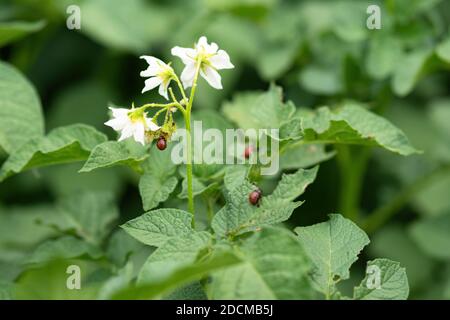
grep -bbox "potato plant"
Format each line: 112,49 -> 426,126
0,0 -> 449,300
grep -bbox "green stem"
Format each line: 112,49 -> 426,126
185,111 -> 195,218
363,165 -> 450,234
168,87 -> 186,116
204,194 -> 214,223
336,146 -> 371,223
184,62 -> 202,222
140,102 -> 177,110
152,107 -> 169,121
173,75 -> 188,103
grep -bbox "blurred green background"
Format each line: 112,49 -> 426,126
0,0 -> 450,299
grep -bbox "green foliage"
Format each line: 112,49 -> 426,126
3,0 -> 450,301
0,21 -> 45,48
58,191 -> 119,245
209,227 -> 313,299
295,214 -> 370,298
410,213 -> 450,260
139,148 -> 178,211
80,140 -> 148,173
0,61 -> 44,154
299,103 -> 419,155
212,167 -> 318,237
0,124 -> 107,182
353,259 -> 409,300
122,209 -> 194,247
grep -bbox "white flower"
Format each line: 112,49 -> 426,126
104,107 -> 160,146
171,36 -> 234,90
140,56 -> 174,100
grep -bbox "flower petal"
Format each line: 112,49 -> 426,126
196,36 -> 218,54
108,107 -> 129,118
140,66 -> 159,78
118,125 -> 134,142
142,77 -> 163,93
180,62 -> 197,89
146,118 -> 160,131
209,50 -> 234,70
158,79 -> 170,100
196,36 -> 208,49
171,46 -> 196,65
140,55 -> 163,66
200,65 -> 222,89
133,122 -> 146,145
104,117 -> 129,131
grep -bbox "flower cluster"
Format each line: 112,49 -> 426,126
105,36 -> 234,146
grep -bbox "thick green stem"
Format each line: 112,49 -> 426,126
363,165 -> 450,234
336,146 -> 371,223
184,62 -> 202,222
184,111 -> 195,219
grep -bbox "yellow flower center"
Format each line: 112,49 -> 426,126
129,108 -> 145,124
158,67 -> 173,83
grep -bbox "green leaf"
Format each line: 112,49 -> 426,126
140,175 -> 178,211
332,1 -> 369,42
58,191 -> 119,245
0,20 -> 45,48
14,260 -> 100,299
301,103 -> 420,156
436,37 -> 450,63
212,167 -> 318,237
391,0 -> 442,22
223,165 -> 250,191
279,118 -> 303,140
0,124 -> 106,182
222,84 -> 295,130
299,66 -> 342,95
47,80 -> 114,131
353,259 -> 409,300
106,229 -> 146,268
165,282 -> 207,300
139,146 -> 178,211
178,176 -> 218,199
42,163 -> 123,198
366,33 -> 402,80
0,282 -> 13,300
74,0 -> 173,53
295,214 -> 370,297
0,61 -> 44,154
28,236 -> 103,264
280,144 -> 335,170
0,205 -> 67,263
79,140 -> 148,173
112,251 -> 241,300
369,225 -> 434,290
409,213 -> 450,260
258,41 -> 299,80
97,262 -> 134,300
121,209 -> 194,248
205,0 -> 278,13
209,227 -> 313,299
138,231 -> 212,284
392,49 -> 432,97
